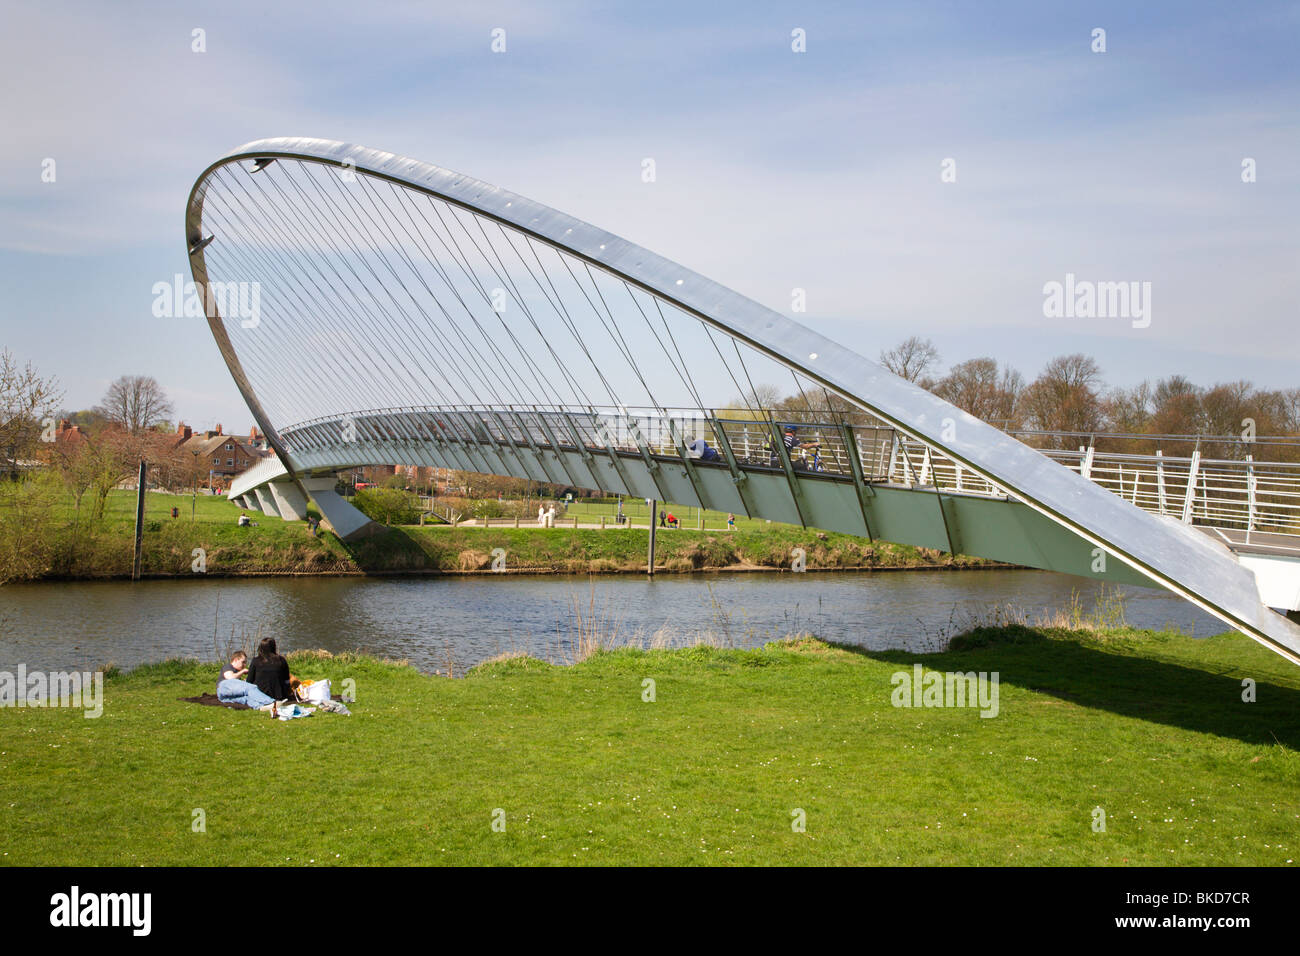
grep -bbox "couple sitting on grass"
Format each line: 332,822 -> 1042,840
217,639 -> 298,718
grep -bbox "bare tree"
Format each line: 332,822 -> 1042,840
1102,381 -> 1153,434
1149,375 -> 1204,437
0,350 -> 63,468
879,336 -> 941,383
1280,388 -> 1300,435
931,358 -> 1023,426
94,375 -> 174,435
718,383 -> 785,419
1017,354 -> 1104,444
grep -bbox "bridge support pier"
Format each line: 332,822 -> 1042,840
253,487 -> 280,518
268,480 -> 309,521
300,476 -> 377,540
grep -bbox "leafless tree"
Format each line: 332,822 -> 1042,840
94,375 -> 174,435
1148,375 -> 1205,437
931,358 -> 1024,426
879,336 -> 941,383
1017,354 -> 1104,444
721,383 -> 785,415
0,350 -> 63,467
1102,381 -> 1153,434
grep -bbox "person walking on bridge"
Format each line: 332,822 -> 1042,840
782,425 -> 820,471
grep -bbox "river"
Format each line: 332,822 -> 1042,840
0,569 -> 1227,674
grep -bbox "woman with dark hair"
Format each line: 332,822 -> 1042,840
247,637 -> 294,703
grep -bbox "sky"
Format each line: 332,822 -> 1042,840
1,0 -> 1298,431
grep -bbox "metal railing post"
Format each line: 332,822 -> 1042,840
1156,450 -> 1166,515
1181,447 -> 1201,524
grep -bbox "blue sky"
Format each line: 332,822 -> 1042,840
1,0 -> 1297,430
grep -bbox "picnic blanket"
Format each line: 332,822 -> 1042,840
180,693 -> 351,716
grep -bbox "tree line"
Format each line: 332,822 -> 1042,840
1,353 -> 210,516
724,337 -> 1299,460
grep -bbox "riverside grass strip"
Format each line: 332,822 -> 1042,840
12,488 -> 996,579
2,628 -> 1297,866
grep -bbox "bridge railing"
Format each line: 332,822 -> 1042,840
275,404 -> 1300,535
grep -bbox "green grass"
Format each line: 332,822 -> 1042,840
9,486 -> 992,579
37,489 -> 350,578
348,523 -> 990,573
561,498 -> 775,531
3,626 -> 1297,865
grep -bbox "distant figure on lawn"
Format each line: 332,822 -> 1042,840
237,512 -> 251,527
216,650 -> 278,714
545,505 -> 556,528
727,513 -> 736,530
537,504 -> 546,527
248,638 -> 295,703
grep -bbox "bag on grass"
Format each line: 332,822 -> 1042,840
302,679 -> 331,704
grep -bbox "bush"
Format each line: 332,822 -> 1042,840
353,487 -> 421,525
0,473 -> 61,583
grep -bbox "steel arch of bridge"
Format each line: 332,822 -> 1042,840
187,137 -> 1300,666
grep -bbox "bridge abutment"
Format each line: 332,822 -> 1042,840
252,487 -> 280,518
299,476 -> 377,540
268,480 -> 309,521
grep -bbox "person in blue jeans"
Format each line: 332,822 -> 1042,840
216,650 -> 279,714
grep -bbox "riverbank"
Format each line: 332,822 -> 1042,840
9,488 -> 1002,580
3,623 -> 1296,865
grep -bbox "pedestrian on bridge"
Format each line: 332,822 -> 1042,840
783,425 -> 820,470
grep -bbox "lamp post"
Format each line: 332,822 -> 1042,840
190,450 -> 200,520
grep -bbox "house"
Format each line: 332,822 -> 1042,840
174,422 -> 269,489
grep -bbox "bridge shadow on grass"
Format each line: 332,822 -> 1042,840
850,626 -> 1300,749
340,526 -> 440,573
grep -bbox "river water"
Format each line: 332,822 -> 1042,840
0,569 -> 1226,674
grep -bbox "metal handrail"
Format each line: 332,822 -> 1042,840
274,404 -> 1300,535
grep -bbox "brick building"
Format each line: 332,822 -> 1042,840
174,423 -> 269,489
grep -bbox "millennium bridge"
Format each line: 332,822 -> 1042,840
187,137 -> 1300,666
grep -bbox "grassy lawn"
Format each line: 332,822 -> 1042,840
35,489 -> 350,578
561,498 -> 776,531
10,486 -> 991,578
349,523 -> 989,573
3,625 -> 1297,865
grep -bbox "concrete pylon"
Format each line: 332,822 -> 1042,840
252,486 -> 280,518
299,476 -> 377,540
268,480 -> 309,521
